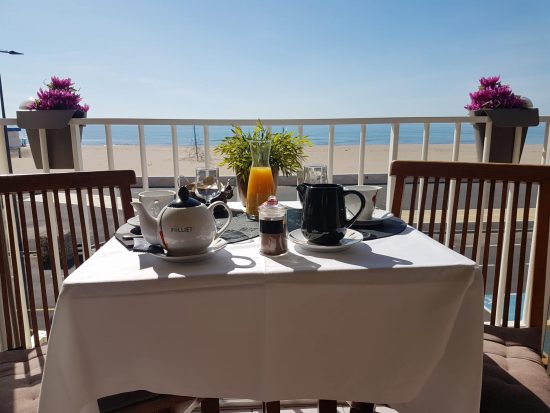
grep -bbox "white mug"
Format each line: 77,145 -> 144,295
138,190 -> 176,218
344,185 -> 382,221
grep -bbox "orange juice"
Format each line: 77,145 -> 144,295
246,167 -> 275,218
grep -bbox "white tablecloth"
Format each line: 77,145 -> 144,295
38,225 -> 483,413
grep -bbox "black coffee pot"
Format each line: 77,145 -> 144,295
297,183 -> 366,245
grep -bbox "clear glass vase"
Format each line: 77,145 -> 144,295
246,141 -> 275,219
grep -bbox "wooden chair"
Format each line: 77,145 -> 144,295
390,160 -> 550,413
0,170 -> 196,413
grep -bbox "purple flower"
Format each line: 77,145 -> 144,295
479,76 -> 501,89
29,76 -> 89,114
465,76 -> 528,110
47,76 -> 76,91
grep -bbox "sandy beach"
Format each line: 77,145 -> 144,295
10,143 -> 546,178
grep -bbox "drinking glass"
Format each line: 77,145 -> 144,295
195,167 -> 221,205
301,165 -> 328,184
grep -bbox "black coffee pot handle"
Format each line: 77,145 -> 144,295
343,190 -> 366,227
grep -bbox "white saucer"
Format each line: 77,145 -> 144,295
149,238 -> 227,262
288,228 -> 363,252
127,216 -> 140,227
353,209 -> 394,226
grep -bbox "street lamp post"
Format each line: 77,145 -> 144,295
1,49 -> 24,174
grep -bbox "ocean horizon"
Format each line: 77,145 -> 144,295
74,123 -> 547,147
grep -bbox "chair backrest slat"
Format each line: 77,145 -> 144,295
427,177 -> 440,238
471,181 -> 485,262
490,181 -> 509,325
98,187 -> 110,241
482,180 -> 497,290
87,187 -> 100,251
76,189 -> 91,261
0,170 -> 136,349
417,178 -> 429,231
64,189 -> 80,269
41,190 -> 60,302
390,161 -> 550,329
502,183 -> 520,328
29,193 -> 51,338
17,192 -> 40,347
459,179 -> 473,256
448,178 -> 461,250
3,194 -> 26,347
53,190 -> 70,279
109,186 -> 120,229
438,178 -> 450,244
407,177 -> 418,226
0,207 -> 13,348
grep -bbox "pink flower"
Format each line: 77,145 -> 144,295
29,76 -> 89,115
465,75 -> 528,111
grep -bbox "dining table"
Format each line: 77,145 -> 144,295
38,202 -> 484,413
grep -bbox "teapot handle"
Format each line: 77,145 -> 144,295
207,201 -> 233,239
343,190 -> 366,228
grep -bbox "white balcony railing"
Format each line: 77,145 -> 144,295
2,115 -> 550,210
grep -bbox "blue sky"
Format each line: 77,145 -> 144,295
1,0 -> 549,118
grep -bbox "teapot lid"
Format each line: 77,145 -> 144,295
169,186 -> 202,208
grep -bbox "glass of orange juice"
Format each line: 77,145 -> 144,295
246,141 -> 275,219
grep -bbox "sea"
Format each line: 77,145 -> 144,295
78,123 -> 547,147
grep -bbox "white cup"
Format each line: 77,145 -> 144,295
138,190 -> 176,217
344,185 -> 382,221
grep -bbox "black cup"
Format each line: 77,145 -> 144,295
297,183 -> 366,245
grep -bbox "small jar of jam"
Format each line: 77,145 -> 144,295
258,196 -> 288,256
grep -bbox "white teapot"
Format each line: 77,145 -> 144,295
131,186 -> 232,256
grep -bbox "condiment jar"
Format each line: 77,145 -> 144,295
258,195 -> 288,256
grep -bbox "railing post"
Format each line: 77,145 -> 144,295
513,126 -> 523,164
171,125 -> 180,190
39,128 -> 50,172
327,125 -> 335,183
451,122 -> 461,162
481,121 -> 493,163
203,125 -> 210,167
0,125 -> 9,174
540,120 -> 550,165
104,124 -> 115,170
71,123 -> 84,171
358,124 -> 366,185
524,190 -> 540,327
138,125 -> 148,189
386,123 -> 400,211
421,122 -> 430,161
542,122 -> 550,165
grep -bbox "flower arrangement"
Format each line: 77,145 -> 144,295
214,121 -> 312,178
28,76 -> 89,117
465,76 -> 530,111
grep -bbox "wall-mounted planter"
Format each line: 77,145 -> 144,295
16,110 -> 84,169
472,108 -> 539,163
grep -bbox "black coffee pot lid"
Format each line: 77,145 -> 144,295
169,186 -> 202,208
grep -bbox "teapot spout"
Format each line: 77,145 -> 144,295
131,201 -> 161,245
